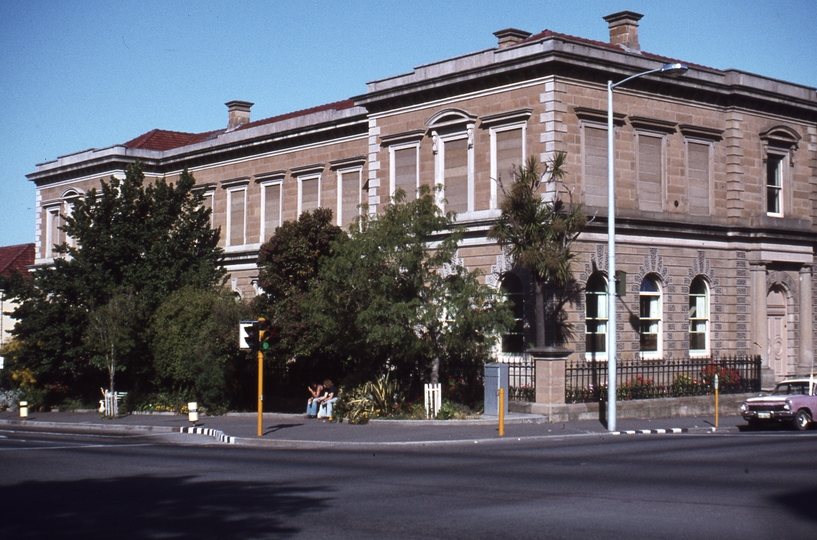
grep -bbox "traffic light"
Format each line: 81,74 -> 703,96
258,320 -> 281,351
239,320 -> 259,350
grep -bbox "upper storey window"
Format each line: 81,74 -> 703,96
482,109 -> 530,210
331,157 -> 367,228
293,164 -> 325,217
258,173 -> 283,243
636,132 -> 664,213
382,130 -> 423,203
760,126 -> 801,219
766,154 -> 783,216
427,109 -> 476,214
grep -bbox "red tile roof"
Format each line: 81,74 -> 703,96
0,243 -> 34,278
123,129 -> 222,151
122,99 -> 357,153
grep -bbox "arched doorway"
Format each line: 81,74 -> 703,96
767,285 -> 788,379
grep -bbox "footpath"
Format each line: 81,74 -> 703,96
0,410 -> 745,447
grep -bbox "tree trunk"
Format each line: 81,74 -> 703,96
430,355 -> 440,385
534,280 -> 545,348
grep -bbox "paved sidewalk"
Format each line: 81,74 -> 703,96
0,409 -> 745,446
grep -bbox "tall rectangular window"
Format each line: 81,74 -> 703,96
299,175 -> 320,215
637,134 -> 663,212
198,190 -> 215,229
639,277 -> 662,358
687,141 -> 711,216
45,206 -> 62,258
339,168 -> 362,227
492,126 -> 524,208
766,154 -> 783,216
443,137 -> 468,213
584,274 -> 608,360
261,182 -> 281,242
583,125 -> 608,208
392,146 -> 418,201
227,187 -> 247,246
689,277 -> 709,356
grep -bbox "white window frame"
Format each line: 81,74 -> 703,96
297,173 -> 321,216
337,166 -> 364,226
202,190 -> 215,229
432,127 -> 475,213
44,204 -> 62,259
639,276 -> 663,360
226,186 -> 248,247
584,273 -> 609,361
489,123 -> 526,210
259,180 -> 283,242
688,276 -> 710,358
765,151 -> 786,218
389,143 -> 420,199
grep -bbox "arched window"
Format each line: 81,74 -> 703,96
688,276 -> 709,356
500,273 -> 525,354
584,273 -> 608,360
639,276 -> 662,358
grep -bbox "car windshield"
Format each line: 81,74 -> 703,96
771,383 -> 809,396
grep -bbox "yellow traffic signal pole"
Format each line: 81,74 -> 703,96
257,327 -> 265,437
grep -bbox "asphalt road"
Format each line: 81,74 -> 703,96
1,425 -> 816,539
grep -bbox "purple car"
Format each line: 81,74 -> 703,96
740,378 -> 817,430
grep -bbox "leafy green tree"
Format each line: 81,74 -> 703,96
488,153 -> 588,348
5,162 -> 224,406
307,186 -> 511,391
150,286 -> 253,411
86,291 -> 142,415
254,208 -> 346,377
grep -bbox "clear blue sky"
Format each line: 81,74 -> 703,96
1,0 -> 815,247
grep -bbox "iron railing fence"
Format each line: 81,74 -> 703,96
565,354 -> 762,404
499,354 -> 536,402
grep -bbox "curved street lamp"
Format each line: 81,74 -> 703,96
607,62 -> 688,432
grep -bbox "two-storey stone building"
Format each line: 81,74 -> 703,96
27,11 -> 817,384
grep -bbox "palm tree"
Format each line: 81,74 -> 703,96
488,152 -> 587,348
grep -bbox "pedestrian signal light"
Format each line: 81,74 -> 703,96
239,320 -> 259,350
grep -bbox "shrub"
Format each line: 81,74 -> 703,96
338,375 -> 403,424
435,399 -> 471,420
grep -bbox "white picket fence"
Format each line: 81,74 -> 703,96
424,383 -> 441,419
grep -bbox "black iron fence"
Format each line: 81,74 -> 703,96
565,354 -> 762,404
500,355 -> 536,402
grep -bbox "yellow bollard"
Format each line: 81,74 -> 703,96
498,388 -> 505,437
20,401 -> 28,419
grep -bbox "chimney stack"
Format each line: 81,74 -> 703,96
603,11 -> 643,51
226,100 -> 253,130
493,28 -> 532,49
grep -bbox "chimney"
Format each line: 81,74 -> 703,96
226,100 -> 253,130
603,11 -> 643,51
493,28 -> 532,49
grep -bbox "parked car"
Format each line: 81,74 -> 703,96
740,378 -> 817,430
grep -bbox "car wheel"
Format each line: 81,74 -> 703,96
794,409 -> 811,431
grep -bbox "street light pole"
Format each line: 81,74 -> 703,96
606,62 -> 688,432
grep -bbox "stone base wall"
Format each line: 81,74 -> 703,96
510,393 -> 752,423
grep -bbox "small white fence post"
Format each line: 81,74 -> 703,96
424,383 -> 442,419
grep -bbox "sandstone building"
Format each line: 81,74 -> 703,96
27,11 -> 817,383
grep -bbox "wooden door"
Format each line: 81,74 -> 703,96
767,287 -> 788,379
